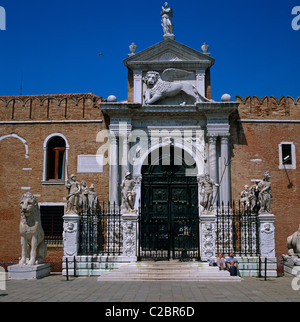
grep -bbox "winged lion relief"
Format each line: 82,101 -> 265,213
143,68 -> 212,105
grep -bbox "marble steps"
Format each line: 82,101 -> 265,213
97,261 -> 242,282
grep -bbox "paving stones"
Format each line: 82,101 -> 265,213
0,274 -> 300,302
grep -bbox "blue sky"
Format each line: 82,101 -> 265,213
0,0 -> 299,101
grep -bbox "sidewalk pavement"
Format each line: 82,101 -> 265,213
0,274 -> 300,302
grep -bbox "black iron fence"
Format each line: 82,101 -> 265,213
77,200 -> 260,258
216,201 -> 260,256
78,202 -> 123,256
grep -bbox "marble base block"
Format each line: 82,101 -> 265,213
8,263 -> 51,280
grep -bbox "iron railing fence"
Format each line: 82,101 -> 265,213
78,200 -> 260,258
78,202 -> 123,256
216,201 -> 260,257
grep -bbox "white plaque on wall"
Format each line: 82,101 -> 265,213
77,155 -> 103,173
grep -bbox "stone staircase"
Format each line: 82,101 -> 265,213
97,260 -> 242,282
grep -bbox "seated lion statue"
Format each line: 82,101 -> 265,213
287,224 -> 300,257
19,192 -> 47,266
143,69 -> 212,105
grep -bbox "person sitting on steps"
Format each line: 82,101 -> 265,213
226,253 -> 239,276
216,253 -> 226,271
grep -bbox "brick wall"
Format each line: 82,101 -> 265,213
0,94 -> 109,262
0,93 -> 299,262
230,96 -> 300,257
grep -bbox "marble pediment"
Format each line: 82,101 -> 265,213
151,52 -> 182,62
124,39 -> 215,69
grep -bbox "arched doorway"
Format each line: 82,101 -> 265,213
139,146 -> 200,260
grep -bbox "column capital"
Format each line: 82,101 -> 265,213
207,135 -> 218,143
220,135 -> 230,143
109,123 -> 132,138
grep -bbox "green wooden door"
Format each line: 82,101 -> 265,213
139,147 -> 199,260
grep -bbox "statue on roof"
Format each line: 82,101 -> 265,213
161,2 -> 174,37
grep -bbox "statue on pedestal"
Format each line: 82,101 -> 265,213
79,180 -> 89,214
161,2 -> 174,37
66,174 -> 80,213
287,225 -> 300,257
121,172 -> 137,213
199,174 -> 219,213
258,171 -> 272,213
240,185 -> 250,213
283,224 -> 300,267
89,184 -> 100,214
249,180 -> 260,213
19,193 -> 47,266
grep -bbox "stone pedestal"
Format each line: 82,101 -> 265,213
63,212 -> 81,257
163,34 -> 175,40
8,263 -> 51,280
122,212 -> 139,261
282,255 -> 300,277
258,212 -> 277,277
199,211 -> 216,260
258,212 -> 276,257
62,212 -> 81,275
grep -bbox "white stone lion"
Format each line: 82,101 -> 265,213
143,69 -> 212,105
19,192 -> 47,266
287,224 -> 300,257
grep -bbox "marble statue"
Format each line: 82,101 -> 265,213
258,171 -> 272,213
249,180 -> 260,212
88,184 -> 100,213
79,180 -> 89,214
19,192 -> 47,266
240,185 -> 250,212
121,171 -> 137,213
199,174 -> 219,212
66,174 -> 81,213
161,2 -> 174,36
143,69 -> 211,105
282,225 -> 300,268
287,225 -> 300,257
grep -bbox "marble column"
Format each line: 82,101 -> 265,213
133,70 -> 143,104
208,135 -> 218,206
109,135 -> 119,205
220,135 -> 230,205
196,70 -> 206,98
120,134 -> 130,181
119,123 -> 132,183
208,136 -> 217,181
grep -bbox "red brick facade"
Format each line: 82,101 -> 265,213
230,95 -> 300,256
0,93 -> 299,263
0,94 -> 108,264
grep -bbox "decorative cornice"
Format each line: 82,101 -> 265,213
0,120 -> 103,125
0,93 -> 105,108
236,95 -> 300,105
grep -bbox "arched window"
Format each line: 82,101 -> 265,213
47,137 -> 66,180
43,134 -> 69,183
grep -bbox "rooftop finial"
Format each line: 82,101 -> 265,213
161,2 -> 175,40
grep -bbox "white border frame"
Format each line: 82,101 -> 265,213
279,141 -> 296,170
42,133 -> 70,183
